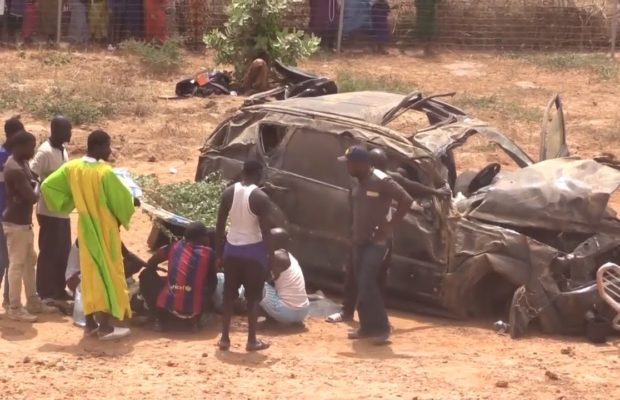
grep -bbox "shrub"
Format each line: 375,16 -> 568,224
336,70 -> 414,94
120,39 -> 183,74
136,173 -> 226,228
24,86 -> 115,126
203,0 -> 320,79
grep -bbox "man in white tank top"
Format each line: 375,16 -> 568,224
215,160 -> 274,352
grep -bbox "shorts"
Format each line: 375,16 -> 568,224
259,284 -> 309,325
223,256 -> 265,303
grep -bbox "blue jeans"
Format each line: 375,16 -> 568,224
354,243 -> 390,335
0,221 -> 9,304
259,284 -> 309,325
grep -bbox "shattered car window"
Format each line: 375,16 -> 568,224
259,123 -> 287,155
282,129 -> 351,188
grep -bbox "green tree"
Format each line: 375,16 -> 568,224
203,0 -> 320,79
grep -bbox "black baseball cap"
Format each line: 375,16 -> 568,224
338,145 -> 370,162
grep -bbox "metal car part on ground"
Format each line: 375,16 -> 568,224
188,90 -> 620,338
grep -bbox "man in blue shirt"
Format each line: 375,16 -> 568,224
1,115 -> 24,309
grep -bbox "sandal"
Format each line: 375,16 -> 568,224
246,339 -> 270,352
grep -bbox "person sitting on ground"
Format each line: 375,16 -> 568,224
259,228 -> 309,325
242,50 -> 270,95
66,240 -> 147,325
139,222 -> 218,331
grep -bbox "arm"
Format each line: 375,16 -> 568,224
102,168 -> 135,229
29,148 -> 48,179
122,243 -> 148,277
249,189 -> 274,258
145,244 -> 170,270
215,186 -> 234,260
374,179 -> 413,243
388,171 -> 449,198
5,168 -> 39,205
41,163 -> 74,214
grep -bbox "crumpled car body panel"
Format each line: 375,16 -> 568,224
194,91 -> 620,337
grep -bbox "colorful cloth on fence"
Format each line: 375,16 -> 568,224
125,0 -> 144,37
186,0 -> 207,45
41,157 -> 135,320
38,0 -> 60,38
342,0 -> 370,35
415,0 -> 438,40
144,0 -> 167,41
68,0 -> 88,43
155,239 -> 214,317
22,1 -> 38,39
89,0 -> 108,40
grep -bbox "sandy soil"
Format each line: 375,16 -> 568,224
0,48 -> 619,399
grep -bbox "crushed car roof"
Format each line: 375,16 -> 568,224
249,91 -> 407,124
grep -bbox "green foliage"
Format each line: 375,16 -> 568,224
24,86 -> 115,125
120,39 -> 183,74
507,52 -> 618,81
136,173 -> 226,227
454,92 -> 542,123
41,51 -> 73,67
336,70 -> 414,94
203,0 -> 320,78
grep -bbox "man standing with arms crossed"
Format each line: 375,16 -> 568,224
31,116 -> 72,303
216,161 -> 274,352
339,145 -> 413,344
1,116 -> 25,310
3,131 -> 56,322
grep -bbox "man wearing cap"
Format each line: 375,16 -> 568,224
339,145 -> 413,344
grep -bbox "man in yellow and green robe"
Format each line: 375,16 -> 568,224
41,130 -> 135,340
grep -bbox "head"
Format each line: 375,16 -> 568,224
9,130 -> 37,160
272,249 -> 291,275
338,145 -> 371,178
4,115 -> 24,143
369,148 -> 388,171
87,129 -> 112,161
242,160 -> 263,185
50,116 -> 72,146
184,222 -> 210,246
270,227 -> 290,251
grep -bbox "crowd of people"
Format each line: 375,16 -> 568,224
0,0 -> 440,54
0,111 -> 449,350
0,0 -> 208,45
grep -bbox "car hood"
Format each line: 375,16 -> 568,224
458,158 -> 620,234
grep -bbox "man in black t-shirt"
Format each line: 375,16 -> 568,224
338,145 -> 413,344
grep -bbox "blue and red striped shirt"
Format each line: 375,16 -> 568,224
156,240 -> 214,317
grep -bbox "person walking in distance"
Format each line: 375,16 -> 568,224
41,130 -> 135,340
216,161 -> 274,352
339,145 -> 413,344
31,116 -> 72,304
3,131 -> 57,322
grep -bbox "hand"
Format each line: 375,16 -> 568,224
436,186 -> 452,198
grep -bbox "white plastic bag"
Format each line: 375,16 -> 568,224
73,285 -> 86,328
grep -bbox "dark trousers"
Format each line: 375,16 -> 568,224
353,243 -> 390,335
36,215 -> 71,299
342,242 -> 391,317
139,268 -> 166,311
0,221 -> 9,304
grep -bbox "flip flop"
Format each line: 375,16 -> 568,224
246,339 -> 270,352
217,339 -> 231,351
98,327 -> 131,341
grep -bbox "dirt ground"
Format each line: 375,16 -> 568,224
0,48 -> 619,399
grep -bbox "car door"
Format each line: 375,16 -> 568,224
265,127 -> 353,289
539,94 -> 568,162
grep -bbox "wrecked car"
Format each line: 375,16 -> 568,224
193,90 -> 620,338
